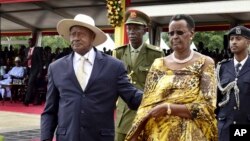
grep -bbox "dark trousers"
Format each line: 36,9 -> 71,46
24,73 -> 40,104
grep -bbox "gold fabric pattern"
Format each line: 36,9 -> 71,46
125,57 -> 218,141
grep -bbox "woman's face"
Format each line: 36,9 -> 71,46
168,20 -> 194,53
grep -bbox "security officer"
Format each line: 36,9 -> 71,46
216,25 -> 250,141
114,10 -> 164,141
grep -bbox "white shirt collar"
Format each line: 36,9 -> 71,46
74,48 -> 95,65
234,56 -> 248,67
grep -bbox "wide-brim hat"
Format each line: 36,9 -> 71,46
57,14 -> 107,46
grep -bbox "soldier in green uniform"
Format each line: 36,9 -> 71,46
114,9 -> 164,141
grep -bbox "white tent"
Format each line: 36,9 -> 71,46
145,38 -> 170,50
96,34 -> 115,51
190,42 -> 197,51
160,38 -> 170,50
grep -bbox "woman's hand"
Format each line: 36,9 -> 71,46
148,103 -> 168,118
129,137 -> 138,141
148,103 -> 193,119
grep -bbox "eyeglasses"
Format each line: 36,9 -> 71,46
168,30 -> 187,36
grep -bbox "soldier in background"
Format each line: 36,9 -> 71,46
114,9 -> 164,141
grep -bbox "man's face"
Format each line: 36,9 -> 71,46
126,24 -> 146,47
28,38 -> 35,47
69,26 -> 95,55
15,61 -> 21,66
229,35 -> 250,54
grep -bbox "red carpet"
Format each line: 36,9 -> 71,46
0,101 -> 44,115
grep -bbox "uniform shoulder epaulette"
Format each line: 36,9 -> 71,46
114,45 -> 127,50
218,58 -> 231,65
146,44 -> 162,52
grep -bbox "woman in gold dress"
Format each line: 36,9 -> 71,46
125,14 -> 218,141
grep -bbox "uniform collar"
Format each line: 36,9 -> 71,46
130,43 -> 143,53
234,55 -> 248,67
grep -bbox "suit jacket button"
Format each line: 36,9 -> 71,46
233,121 -> 237,124
233,106 -> 237,110
81,110 -> 85,114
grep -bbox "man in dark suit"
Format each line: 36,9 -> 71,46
216,25 -> 250,141
114,10 -> 164,141
24,37 -> 43,106
40,14 -> 142,141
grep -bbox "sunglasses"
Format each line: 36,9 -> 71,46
168,30 -> 187,36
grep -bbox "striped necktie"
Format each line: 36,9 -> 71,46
235,63 -> 241,75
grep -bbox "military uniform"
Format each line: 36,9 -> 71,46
217,26 -> 250,141
114,43 -> 163,141
114,9 -> 164,141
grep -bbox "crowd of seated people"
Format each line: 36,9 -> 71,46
0,57 -> 25,99
0,44 -> 72,103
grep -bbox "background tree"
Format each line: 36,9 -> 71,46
1,35 -> 69,52
161,31 -> 226,52
193,31 -> 226,53
1,31 -> 227,53
41,36 -> 69,52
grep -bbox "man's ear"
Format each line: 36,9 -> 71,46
190,30 -> 195,39
143,26 -> 148,34
247,39 -> 250,46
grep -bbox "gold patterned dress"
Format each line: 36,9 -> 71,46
125,57 -> 218,141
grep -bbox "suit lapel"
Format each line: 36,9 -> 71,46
238,56 -> 250,77
225,60 -> 236,76
85,49 -> 105,91
66,53 -> 83,91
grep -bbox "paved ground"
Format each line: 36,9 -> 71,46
0,111 -> 40,141
0,129 -> 40,141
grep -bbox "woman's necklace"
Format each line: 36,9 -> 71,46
172,49 -> 194,64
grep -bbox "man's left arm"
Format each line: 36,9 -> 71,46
41,65 -> 59,141
116,61 -> 142,110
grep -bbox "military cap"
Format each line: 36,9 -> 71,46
125,10 -> 150,26
228,25 -> 250,39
